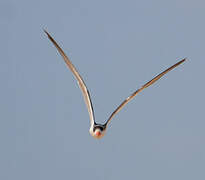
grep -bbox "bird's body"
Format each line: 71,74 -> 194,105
44,30 -> 186,139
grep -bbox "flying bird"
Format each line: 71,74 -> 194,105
44,30 -> 186,139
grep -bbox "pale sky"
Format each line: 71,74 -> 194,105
1,0 -> 205,180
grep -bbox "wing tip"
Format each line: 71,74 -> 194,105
43,29 -> 57,46
181,57 -> 187,63
43,29 -> 49,36
176,57 -> 187,67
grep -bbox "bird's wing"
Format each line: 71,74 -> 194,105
105,58 -> 186,126
44,30 -> 95,126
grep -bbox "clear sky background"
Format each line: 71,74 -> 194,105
1,0 -> 205,179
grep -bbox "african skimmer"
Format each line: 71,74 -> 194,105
44,30 -> 186,139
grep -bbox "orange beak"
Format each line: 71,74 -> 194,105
95,131 -> 101,136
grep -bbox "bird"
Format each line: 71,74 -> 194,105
44,30 -> 186,139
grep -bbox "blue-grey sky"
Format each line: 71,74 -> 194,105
1,0 -> 204,179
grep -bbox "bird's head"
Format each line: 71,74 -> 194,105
89,125 -> 106,139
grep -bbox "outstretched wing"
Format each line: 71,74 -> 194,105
44,30 -> 95,126
105,58 -> 186,126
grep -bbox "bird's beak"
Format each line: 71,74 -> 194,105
95,131 -> 101,137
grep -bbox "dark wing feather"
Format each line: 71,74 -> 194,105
44,30 -> 95,125
105,58 -> 186,126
